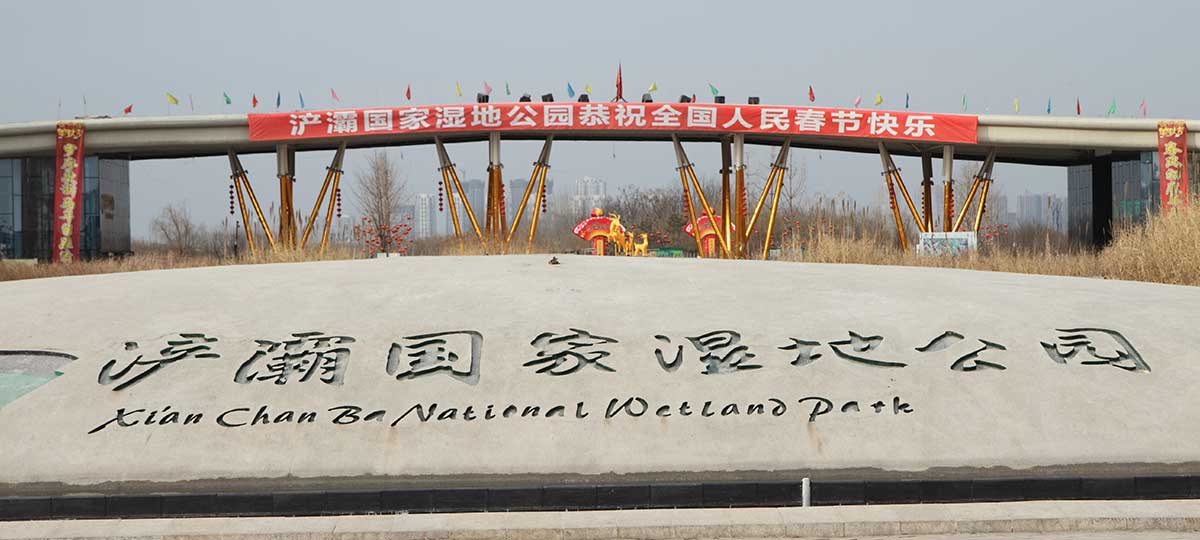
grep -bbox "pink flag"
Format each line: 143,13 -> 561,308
482,81 -> 492,96
1140,98 -> 1147,117
853,95 -> 862,108
330,88 -> 341,102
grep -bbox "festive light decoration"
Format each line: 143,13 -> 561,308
228,184 -> 235,215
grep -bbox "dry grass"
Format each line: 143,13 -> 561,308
783,199 -> 1200,287
3,201 -> 1197,287
0,247 -> 356,282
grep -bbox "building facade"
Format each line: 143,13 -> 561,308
0,157 -> 130,260
1067,151 -> 1199,245
413,193 -> 437,239
570,176 -> 607,216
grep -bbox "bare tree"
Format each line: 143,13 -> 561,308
151,203 -> 201,254
353,150 -> 408,252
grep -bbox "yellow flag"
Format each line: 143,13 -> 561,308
873,92 -> 882,106
166,92 -> 179,105
1013,97 -> 1020,113
647,82 -> 657,92
585,83 -> 593,95
455,81 -> 462,97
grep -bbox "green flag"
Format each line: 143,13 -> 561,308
708,83 -> 719,96
961,94 -> 967,111
505,81 -> 511,96
222,92 -> 232,105
1107,98 -> 1117,116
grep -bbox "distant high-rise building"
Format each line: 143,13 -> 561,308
413,193 -> 437,239
571,176 -> 607,215
1016,191 -> 1065,230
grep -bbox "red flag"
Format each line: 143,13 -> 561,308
405,84 -> 412,100
1075,97 -> 1081,116
808,85 -> 815,102
615,63 -> 624,101
252,94 -> 258,108
122,104 -> 133,115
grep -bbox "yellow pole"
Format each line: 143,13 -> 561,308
234,156 -> 276,249
878,145 -> 925,233
735,165 -> 746,257
972,179 -> 992,233
720,138 -> 732,256
233,174 -> 255,253
685,165 -> 731,258
885,174 -> 908,251
761,166 -> 787,260
441,167 -> 463,240
680,168 -> 705,257
318,171 -> 341,256
745,162 -> 781,239
526,164 -> 549,253
300,167 -> 334,249
952,176 -> 982,232
505,163 -> 540,246
448,165 -> 485,242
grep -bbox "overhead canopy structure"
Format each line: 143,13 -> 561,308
0,104 -> 1195,166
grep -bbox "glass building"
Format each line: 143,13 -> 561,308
0,157 -> 130,261
1067,151 -> 1199,246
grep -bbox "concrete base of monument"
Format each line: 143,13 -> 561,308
5,501 -> 1200,539
0,255 -> 1198,499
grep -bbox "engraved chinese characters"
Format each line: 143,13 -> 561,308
96,326 -> 1150,391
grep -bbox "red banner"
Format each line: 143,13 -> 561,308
249,102 -> 978,145
51,122 -> 85,263
1157,121 -> 1190,211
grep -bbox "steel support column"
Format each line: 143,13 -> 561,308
276,144 -> 296,248
745,140 -> 790,254
228,152 -> 275,250
300,143 -> 346,250
720,137 -> 733,256
672,135 -> 731,258
486,132 -> 504,243
733,134 -> 747,258
878,142 -> 926,234
942,145 -> 955,232
921,151 -> 934,232
507,136 -> 554,247
952,149 -> 996,232
436,138 -> 484,243
228,151 -> 255,252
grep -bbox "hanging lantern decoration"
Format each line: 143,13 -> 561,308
228,184 -> 235,215
437,182 -> 444,212
540,181 -> 548,213
335,187 -> 343,218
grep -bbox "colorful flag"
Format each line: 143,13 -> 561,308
1046,97 -> 1052,114
905,92 -> 910,110
405,84 -> 412,100
584,83 -> 592,95
962,94 -> 967,112
275,92 -> 281,109
299,91 -> 305,109
1140,98 -> 1147,117
1075,97 -> 1081,116
615,63 -> 624,101
505,81 -> 511,96
252,94 -> 258,108
122,104 -> 133,115
165,92 -> 179,105
1013,97 -> 1019,113
482,81 -> 493,96
567,82 -> 575,98
223,92 -> 232,105
873,92 -> 882,106
188,94 -> 195,112
1107,98 -> 1116,116
646,82 -> 657,93
330,88 -> 341,102
854,95 -> 862,108
455,81 -> 462,97
808,85 -> 815,102
708,83 -> 719,96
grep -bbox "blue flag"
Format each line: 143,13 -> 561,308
566,82 -> 576,98
1046,97 -> 1052,114
298,91 -> 305,109
275,92 -> 281,109
904,92 -> 910,110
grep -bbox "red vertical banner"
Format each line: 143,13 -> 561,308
51,122 -> 85,263
1157,120 -> 1189,211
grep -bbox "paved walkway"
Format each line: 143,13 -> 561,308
4,500 -> 1200,539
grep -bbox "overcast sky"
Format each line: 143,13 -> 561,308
3,0 -> 1192,238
